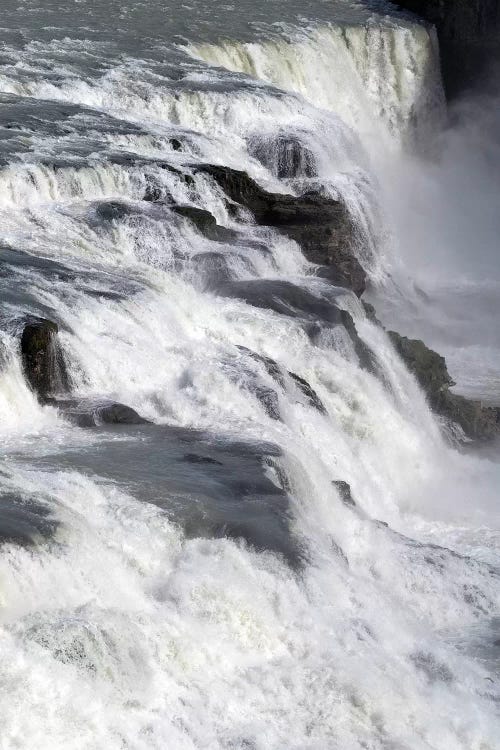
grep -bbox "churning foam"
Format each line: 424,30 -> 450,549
0,5 -> 498,750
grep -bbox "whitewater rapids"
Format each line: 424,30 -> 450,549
0,1 -> 499,748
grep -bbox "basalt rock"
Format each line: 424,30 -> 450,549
388,330 -> 500,440
333,480 -> 356,508
194,164 -> 365,296
394,0 -> 500,96
21,318 -> 68,402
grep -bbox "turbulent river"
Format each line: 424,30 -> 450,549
0,1 -> 499,748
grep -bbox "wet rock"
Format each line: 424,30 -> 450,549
217,279 -> 346,324
333,480 -> 356,507
0,494 -> 57,546
194,164 -> 364,296
394,0 -> 500,97
288,372 -> 326,414
172,204 -> 237,242
362,301 -> 382,326
173,204 -> 217,233
388,330 -> 500,441
143,183 -> 163,202
314,261 -> 366,298
341,309 -> 377,372
254,385 -> 281,420
169,137 -> 183,151
48,399 -> 151,427
237,346 -> 285,386
388,331 -> 454,396
94,200 -> 136,222
191,252 -> 232,289
21,318 -> 68,402
247,132 -> 316,179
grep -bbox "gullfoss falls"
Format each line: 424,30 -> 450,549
0,1 -> 499,749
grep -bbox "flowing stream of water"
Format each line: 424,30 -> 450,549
0,1 -> 499,748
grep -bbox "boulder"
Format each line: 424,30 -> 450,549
47,398 -> 151,427
21,318 -> 67,402
388,330 -> 500,440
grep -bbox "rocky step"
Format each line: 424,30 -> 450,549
21,318 -> 68,402
388,330 -> 500,441
191,164 -> 365,297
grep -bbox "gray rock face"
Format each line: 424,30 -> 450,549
394,0 -> 500,96
21,318 -> 68,402
388,330 -> 500,441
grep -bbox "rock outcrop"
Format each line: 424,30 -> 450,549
194,165 -> 365,296
388,330 -> 500,440
395,0 -> 500,96
21,318 -> 68,402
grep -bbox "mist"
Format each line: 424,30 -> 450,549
370,59 -> 500,402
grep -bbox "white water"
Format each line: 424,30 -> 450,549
186,20 -> 446,148
0,2 -> 499,749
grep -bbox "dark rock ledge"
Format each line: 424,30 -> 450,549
195,164 -> 366,297
388,330 -> 500,441
144,162 -> 366,297
20,318 -> 150,426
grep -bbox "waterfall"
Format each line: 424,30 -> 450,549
0,2 -> 498,748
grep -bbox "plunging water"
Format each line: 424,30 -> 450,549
0,1 -> 499,748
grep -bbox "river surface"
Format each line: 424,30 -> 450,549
0,1 -> 499,748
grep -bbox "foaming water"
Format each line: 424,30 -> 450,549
186,21 -> 445,147
0,1 -> 498,749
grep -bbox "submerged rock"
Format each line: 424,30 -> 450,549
48,398 -> 151,427
182,453 -> 223,465
217,279 -> 346,323
195,164 -> 365,296
173,204 -> 237,242
288,372 -> 326,414
333,480 -> 356,508
388,330 -> 500,441
340,310 -> 377,372
21,318 -> 67,402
